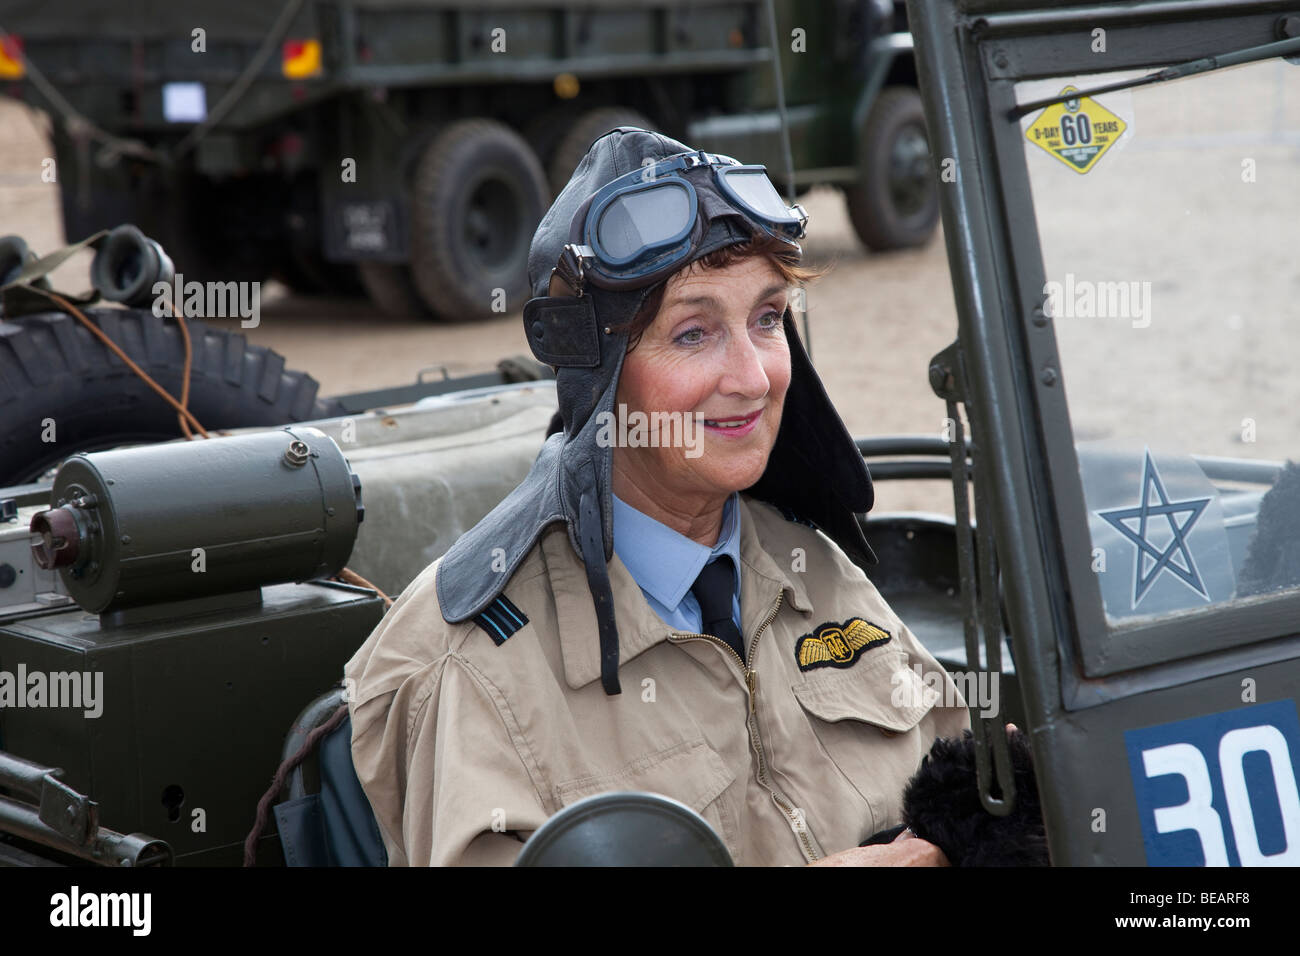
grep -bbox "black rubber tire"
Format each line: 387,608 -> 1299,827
408,119 -> 549,322
546,107 -> 655,197
845,87 -> 940,251
0,308 -> 346,485
356,261 -> 432,318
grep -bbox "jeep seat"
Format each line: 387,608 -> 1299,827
273,687 -> 388,867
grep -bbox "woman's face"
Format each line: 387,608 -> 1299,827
613,254 -> 792,510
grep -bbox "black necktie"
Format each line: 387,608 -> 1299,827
690,556 -> 745,663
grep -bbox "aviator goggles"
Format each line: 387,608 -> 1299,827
552,150 -> 808,295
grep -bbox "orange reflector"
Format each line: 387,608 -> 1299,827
553,72 -> 579,100
0,34 -> 24,79
281,39 -> 322,79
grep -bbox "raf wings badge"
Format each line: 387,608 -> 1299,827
796,618 -> 892,672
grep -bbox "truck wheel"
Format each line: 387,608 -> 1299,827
0,309 -> 345,485
356,262 -> 432,318
547,108 -> 654,196
845,87 -> 939,251
409,119 -> 549,321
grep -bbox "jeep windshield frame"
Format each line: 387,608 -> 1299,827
908,0 -> 1300,709
1007,31 -> 1300,116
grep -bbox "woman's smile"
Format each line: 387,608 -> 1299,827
702,408 -> 763,436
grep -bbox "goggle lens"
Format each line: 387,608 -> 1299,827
718,167 -> 799,230
593,182 -> 693,262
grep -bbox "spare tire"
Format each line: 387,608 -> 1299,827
408,119 -> 549,322
546,107 -> 655,197
0,308 -> 345,485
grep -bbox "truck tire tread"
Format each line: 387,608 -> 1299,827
0,309 -> 344,485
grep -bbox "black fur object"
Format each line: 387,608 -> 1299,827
1238,460 -> 1300,597
863,729 -> 1049,866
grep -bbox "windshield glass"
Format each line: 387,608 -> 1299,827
1015,59 -> 1300,625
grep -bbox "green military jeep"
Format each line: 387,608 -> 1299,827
0,0 -> 1298,868
907,0 -> 1300,866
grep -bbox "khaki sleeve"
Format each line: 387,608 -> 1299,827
350,651 -> 551,867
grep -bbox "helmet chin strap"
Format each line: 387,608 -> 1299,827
578,467 -> 622,696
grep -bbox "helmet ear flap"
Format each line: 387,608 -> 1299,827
524,294 -> 601,368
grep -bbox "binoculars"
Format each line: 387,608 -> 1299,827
1,224 -> 175,307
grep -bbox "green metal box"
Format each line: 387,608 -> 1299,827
0,582 -> 385,865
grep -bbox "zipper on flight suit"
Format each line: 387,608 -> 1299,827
669,590 -> 822,862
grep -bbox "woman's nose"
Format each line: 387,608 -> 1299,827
717,329 -> 771,399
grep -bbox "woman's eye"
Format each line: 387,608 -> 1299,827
757,310 -> 782,330
674,327 -> 705,346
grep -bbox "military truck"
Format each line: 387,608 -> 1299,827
2,0 -> 1299,867
0,0 -> 935,321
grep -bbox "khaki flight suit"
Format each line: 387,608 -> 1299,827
345,494 -> 970,866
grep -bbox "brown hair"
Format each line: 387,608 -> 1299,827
615,232 -> 826,351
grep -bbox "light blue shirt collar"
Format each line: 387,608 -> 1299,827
611,492 -> 742,632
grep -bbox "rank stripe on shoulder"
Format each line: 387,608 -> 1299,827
473,595 -> 529,646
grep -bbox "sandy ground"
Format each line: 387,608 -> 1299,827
2,59 -> 1295,517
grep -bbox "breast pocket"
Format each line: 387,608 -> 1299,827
792,649 -> 938,832
553,736 -> 739,856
